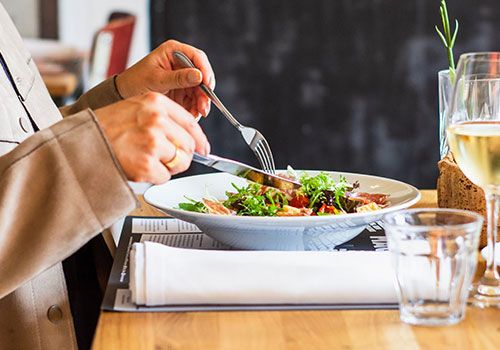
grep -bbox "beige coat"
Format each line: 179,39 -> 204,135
0,4 -> 137,349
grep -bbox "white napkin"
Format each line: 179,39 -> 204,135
130,242 -> 397,306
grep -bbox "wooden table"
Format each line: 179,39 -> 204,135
92,190 -> 500,350
25,39 -> 81,99
42,72 -> 78,97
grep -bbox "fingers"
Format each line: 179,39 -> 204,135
161,66 -> 211,117
153,40 -> 214,117
155,132 -> 191,178
164,148 -> 183,168
165,40 -> 216,89
170,87 -> 210,118
163,148 -> 190,174
95,92 -> 211,185
196,90 -> 211,117
160,68 -> 202,91
140,93 -> 210,155
129,128 -> 191,184
144,124 -> 199,183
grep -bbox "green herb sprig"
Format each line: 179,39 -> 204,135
177,196 -> 207,213
332,175 -> 350,210
299,172 -> 350,210
435,0 -> 459,83
223,183 -> 286,216
299,172 -> 334,208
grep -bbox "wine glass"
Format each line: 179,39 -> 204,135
446,52 -> 500,307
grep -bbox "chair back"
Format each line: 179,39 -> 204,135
88,13 -> 136,88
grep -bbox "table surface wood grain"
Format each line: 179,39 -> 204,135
92,190 -> 500,350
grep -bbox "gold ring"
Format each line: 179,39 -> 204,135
164,148 -> 183,168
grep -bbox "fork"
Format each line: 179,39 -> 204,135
173,51 -> 276,174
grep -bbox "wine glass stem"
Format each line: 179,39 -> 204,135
482,192 -> 500,282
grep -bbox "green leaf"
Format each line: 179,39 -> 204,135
298,172 -> 352,211
223,182 -> 286,216
299,172 -> 335,208
450,19 -> 459,48
336,197 -> 364,213
177,197 -> 208,213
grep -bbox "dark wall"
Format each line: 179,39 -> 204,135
150,0 -> 500,189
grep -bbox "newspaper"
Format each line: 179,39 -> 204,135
101,216 -> 396,312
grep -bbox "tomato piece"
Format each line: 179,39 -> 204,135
331,206 -> 343,215
289,192 -> 310,208
318,203 -> 327,213
318,204 -> 343,215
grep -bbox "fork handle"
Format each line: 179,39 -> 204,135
199,86 -> 242,130
173,51 -> 243,130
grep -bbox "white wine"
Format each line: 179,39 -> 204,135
447,121 -> 500,192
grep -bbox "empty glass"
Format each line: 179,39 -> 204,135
383,209 -> 482,326
438,69 -> 452,159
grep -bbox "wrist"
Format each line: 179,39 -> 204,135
113,75 -> 125,100
114,73 -> 137,99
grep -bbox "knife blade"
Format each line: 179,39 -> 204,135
192,153 -> 302,190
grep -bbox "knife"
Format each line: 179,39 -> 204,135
192,152 -> 302,190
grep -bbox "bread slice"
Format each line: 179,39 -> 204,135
437,152 -> 499,248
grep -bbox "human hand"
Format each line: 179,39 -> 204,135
115,40 -> 215,119
93,92 -> 210,184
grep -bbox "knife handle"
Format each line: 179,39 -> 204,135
192,152 -> 217,167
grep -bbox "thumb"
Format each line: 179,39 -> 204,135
162,68 -> 202,90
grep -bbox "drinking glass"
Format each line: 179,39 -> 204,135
384,209 -> 482,326
439,69 -> 452,159
446,52 -> 500,307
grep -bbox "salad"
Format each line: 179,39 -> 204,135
178,169 -> 388,217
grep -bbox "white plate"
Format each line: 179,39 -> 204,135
144,171 -> 421,250
481,243 -> 500,265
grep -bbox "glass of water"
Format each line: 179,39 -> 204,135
383,208 -> 483,326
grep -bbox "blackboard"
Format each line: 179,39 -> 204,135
150,0 -> 500,188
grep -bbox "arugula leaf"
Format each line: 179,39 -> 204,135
336,196 -> 364,213
177,196 -> 207,213
299,172 -> 351,212
178,172 -> 359,216
333,174 -> 350,210
299,172 -> 335,208
223,182 -> 286,216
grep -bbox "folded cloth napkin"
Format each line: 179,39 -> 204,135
130,242 -> 397,306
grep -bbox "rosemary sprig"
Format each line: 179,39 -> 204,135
435,0 -> 459,83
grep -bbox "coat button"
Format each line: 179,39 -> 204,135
19,117 -> 30,133
47,305 -> 63,323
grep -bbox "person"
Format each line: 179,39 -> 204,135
0,3 -> 215,349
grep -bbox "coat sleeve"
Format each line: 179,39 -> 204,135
59,76 -> 123,117
0,109 -> 137,298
